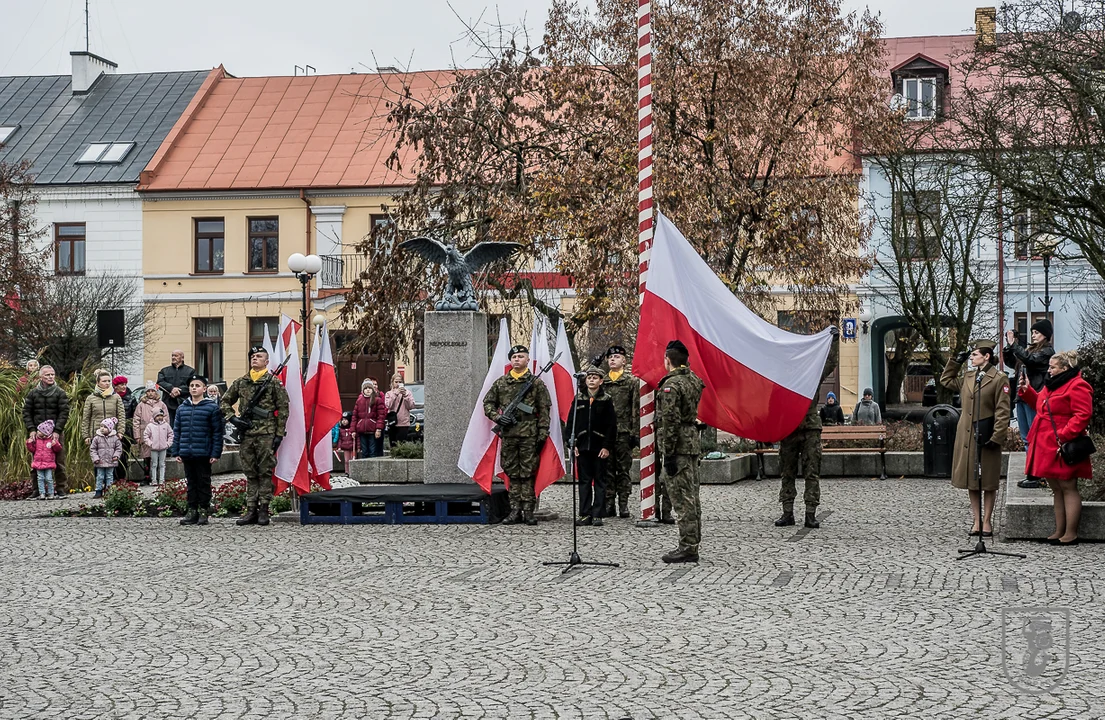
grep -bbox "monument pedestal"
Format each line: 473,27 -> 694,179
424,311 -> 489,484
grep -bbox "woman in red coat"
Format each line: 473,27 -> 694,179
1018,350 -> 1093,545
351,378 -> 387,458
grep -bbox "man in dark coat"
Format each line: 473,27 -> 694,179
157,349 -> 194,427
776,326 -> 839,530
23,365 -> 70,496
567,366 -> 618,526
483,344 -> 552,526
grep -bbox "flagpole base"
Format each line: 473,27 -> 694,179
635,518 -> 663,528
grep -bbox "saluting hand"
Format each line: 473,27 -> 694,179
1006,330 -> 1017,346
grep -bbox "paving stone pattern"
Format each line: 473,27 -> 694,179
1,477 -> 1102,719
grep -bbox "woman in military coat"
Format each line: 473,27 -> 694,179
940,342 -> 1012,537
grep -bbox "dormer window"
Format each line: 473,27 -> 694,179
903,77 -> 938,120
0,125 -> 18,145
76,142 -> 135,164
891,54 -> 950,122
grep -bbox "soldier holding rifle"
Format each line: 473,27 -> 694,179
221,347 -> 290,527
483,344 -> 552,526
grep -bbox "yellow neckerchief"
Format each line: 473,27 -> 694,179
250,369 -> 268,382
608,369 -> 623,381
510,368 -> 527,380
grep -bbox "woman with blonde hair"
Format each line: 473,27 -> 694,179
1018,350 -> 1094,545
384,373 -> 416,448
81,369 -> 126,449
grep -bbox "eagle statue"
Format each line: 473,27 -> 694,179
398,236 -> 522,311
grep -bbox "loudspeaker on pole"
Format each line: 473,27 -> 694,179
97,309 -> 125,349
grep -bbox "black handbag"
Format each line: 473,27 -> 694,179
1044,397 -> 1096,466
385,394 -> 400,430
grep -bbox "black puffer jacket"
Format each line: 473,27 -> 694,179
1002,342 -> 1054,392
566,389 -> 618,454
22,383 -> 71,433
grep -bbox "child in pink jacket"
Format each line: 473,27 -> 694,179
142,408 -> 174,485
26,420 -> 63,499
90,417 -> 123,497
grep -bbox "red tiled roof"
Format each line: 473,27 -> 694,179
139,67 -> 453,191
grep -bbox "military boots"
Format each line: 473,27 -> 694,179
257,505 -> 271,526
236,506 -> 259,526
804,511 -> 820,529
662,547 -> 699,563
774,510 -> 796,526
618,496 -> 631,519
501,500 -> 521,525
522,503 -> 538,526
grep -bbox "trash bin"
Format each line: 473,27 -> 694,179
923,404 -> 960,477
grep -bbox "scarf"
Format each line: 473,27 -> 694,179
608,369 -> 623,381
1044,367 -> 1079,392
510,369 -> 527,380
250,369 -> 267,382
95,386 -> 114,398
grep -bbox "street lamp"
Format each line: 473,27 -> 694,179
858,306 -> 873,335
288,252 -> 322,373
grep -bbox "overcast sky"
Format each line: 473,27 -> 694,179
1,0 -> 979,78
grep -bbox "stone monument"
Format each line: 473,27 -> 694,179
399,235 -> 521,484
424,311 -> 490,483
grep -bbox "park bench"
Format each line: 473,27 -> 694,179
755,424 -> 887,480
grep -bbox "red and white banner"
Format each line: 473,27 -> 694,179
552,318 -> 576,423
458,318 -> 511,492
273,324 -> 310,495
634,213 -> 832,443
304,320 -> 341,490
531,316 -> 566,496
271,314 -> 300,379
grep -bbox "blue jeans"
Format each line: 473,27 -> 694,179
359,433 -> 382,458
1017,399 -> 1037,443
95,467 -> 114,492
37,469 -> 55,497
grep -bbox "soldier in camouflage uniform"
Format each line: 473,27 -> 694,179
483,344 -> 552,526
221,347 -> 290,527
656,340 -> 705,563
603,345 -> 639,518
775,326 -> 839,530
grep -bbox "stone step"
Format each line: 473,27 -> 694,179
1002,452 -> 1105,541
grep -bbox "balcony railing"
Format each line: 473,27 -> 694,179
320,254 -> 370,289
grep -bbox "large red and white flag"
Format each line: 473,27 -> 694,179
304,320 -> 341,490
273,325 -> 310,495
458,317 -> 511,492
261,322 -> 276,367
634,213 -> 832,443
531,316 -> 566,496
552,318 -> 576,423
272,315 -> 300,378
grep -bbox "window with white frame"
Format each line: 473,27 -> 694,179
76,142 -> 135,164
903,77 -> 938,120
0,125 -> 18,145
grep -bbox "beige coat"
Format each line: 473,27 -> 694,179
940,359 -> 1011,491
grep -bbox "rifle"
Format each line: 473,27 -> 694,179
492,353 -> 560,436
227,357 -> 291,441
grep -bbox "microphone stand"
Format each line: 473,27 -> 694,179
958,364 -> 1025,561
544,381 -> 620,574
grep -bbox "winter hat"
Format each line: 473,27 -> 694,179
101,417 -> 118,432
154,408 -> 166,418
112,375 -> 128,386
342,410 -> 353,420
37,420 -> 54,435
1031,318 -> 1054,341
826,391 -> 837,401
863,388 -> 873,397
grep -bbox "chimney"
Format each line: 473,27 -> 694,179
70,51 -> 117,94
975,7 -> 997,50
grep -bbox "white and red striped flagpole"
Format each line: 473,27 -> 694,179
637,0 -> 658,522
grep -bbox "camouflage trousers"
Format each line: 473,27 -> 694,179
605,433 -> 635,501
239,435 -> 276,508
502,437 -> 539,509
779,429 -> 821,510
666,454 -> 701,552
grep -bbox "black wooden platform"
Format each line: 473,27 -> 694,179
299,483 -> 509,525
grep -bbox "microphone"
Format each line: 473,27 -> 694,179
976,370 -> 984,384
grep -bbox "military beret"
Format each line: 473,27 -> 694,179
606,345 -> 627,357
249,345 -> 269,358
666,339 -> 688,353
584,365 -> 605,377
189,374 -> 209,385
509,344 -> 529,357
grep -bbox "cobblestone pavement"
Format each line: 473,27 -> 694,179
1,476 -> 1102,719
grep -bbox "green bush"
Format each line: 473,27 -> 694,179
211,478 -> 248,516
1076,339 -> 1105,436
390,441 -> 424,459
270,493 -> 292,514
104,482 -> 142,516
153,478 -> 188,515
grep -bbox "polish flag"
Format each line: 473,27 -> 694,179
531,316 -> 566,496
304,320 -> 341,490
634,213 -> 832,443
458,317 -> 512,492
552,318 -> 576,423
261,322 -> 276,369
272,315 -> 300,379
273,325 -> 310,495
